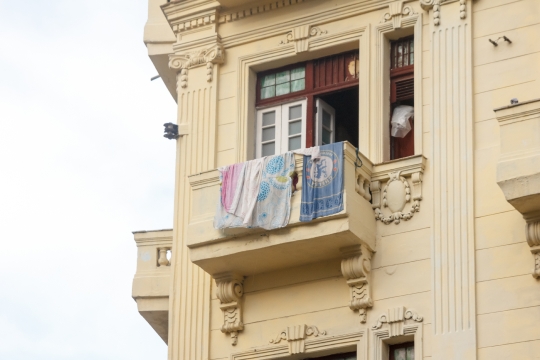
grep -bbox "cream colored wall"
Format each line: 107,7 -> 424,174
133,0 -> 540,359
210,1 -> 434,359
472,0 -> 540,358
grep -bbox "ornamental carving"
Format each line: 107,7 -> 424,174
372,171 -> 422,225
341,245 -> 373,323
269,325 -> 326,354
526,220 -> 540,278
419,0 -> 467,26
168,44 -> 225,88
280,25 -> 327,53
215,273 -> 244,345
381,1 -> 417,29
372,307 -> 423,337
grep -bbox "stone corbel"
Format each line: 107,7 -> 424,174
372,170 -> 422,225
215,273 -> 244,345
280,25 -> 327,53
269,324 -> 326,355
419,0 -> 466,26
381,1 -> 417,29
372,307 -> 423,337
526,218 -> 540,278
341,245 -> 373,323
168,43 -> 225,88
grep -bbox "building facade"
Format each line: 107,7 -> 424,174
131,0 -> 540,359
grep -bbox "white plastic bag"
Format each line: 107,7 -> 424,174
391,105 -> 414,138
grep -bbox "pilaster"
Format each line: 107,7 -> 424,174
424,0 -> 477,358
163,1 -> 224,359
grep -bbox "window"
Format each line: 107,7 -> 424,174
389,342 -> 414,360
305,352 -> 356,359
389,36 -> 415,160
255,51 -> 359,157
255,100 -> 306,158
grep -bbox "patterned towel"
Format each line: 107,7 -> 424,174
300,142 -> 344,221
252,152 -> 295,230
214,153 -> 294,230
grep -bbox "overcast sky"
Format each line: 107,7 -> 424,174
0,0 -> 176,358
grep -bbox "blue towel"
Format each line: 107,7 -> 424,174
300,142 -> 344,221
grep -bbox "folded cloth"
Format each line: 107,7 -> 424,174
293,146 -> 321,161
252,152 -> 295,230
214,154 -> 294,230
221,162 -> 245,212
300,142 -> 344,221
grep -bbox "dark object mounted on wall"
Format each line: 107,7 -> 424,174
163,123 -> 179,139
489,36 -> 512,46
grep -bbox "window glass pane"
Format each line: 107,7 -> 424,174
394,348 -> 406,360
407,346 -> 414,360
288,136 -> 301,151
322,110 -> 331,128
322,128 -> 331,144
397,43 -> 403,67
261,86 -> 275,99
289,105 -> 302,120
261,74 -> 275,87
291,79 -> 305,92
410,52 -> 414,65
262,142 -> 275,156
276,82 -> 290,96
276,70 -> 290,84
291,67 -> 305,80
289,120 -> 301,135
262,127 -> 275,141
262,111 -> 275,126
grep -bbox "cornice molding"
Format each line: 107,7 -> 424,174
162,0 -> 220,32
218,0 -> 306,24
221,0 -> 393,49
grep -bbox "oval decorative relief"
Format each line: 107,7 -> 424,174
375,171 -> 418,225
385,179 -> 407,213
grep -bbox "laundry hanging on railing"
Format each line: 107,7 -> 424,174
300,142 -> 344,222
214,152 -> 295,230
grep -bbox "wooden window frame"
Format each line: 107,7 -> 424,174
388,341 -> 415,360
256,50 -> 359,148
389,36 -> 415,160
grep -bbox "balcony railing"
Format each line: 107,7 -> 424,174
132,229 -> 173,344
186,141 -> 376,276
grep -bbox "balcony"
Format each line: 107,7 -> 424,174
186,141 -> 376,276
131,229 -> 173,343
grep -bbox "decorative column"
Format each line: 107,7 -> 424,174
215,273 -> 244,345
421,0 -> 477,358
340,245 -> 373,323
160,1 -> 224,359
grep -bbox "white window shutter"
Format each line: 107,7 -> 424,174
315,98 -> 336,145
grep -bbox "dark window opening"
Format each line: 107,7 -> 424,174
390,35 -> 415,160
317,87 -> 359,148
305,351 -> 357,359
389,341 -> 415,360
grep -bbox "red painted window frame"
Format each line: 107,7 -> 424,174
256,51 -> 359,148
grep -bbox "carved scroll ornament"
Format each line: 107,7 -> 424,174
372,171 -> 422,225
280,25 -> 327,53
269,325 -> 326,354
526,220 -> 540,278
341,245 -> 373,323
381,1 -> 417,29
215,273 -> 244,345
168,44 -> 225,88
372,307 -> 423,337
419,0 -> 467,26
